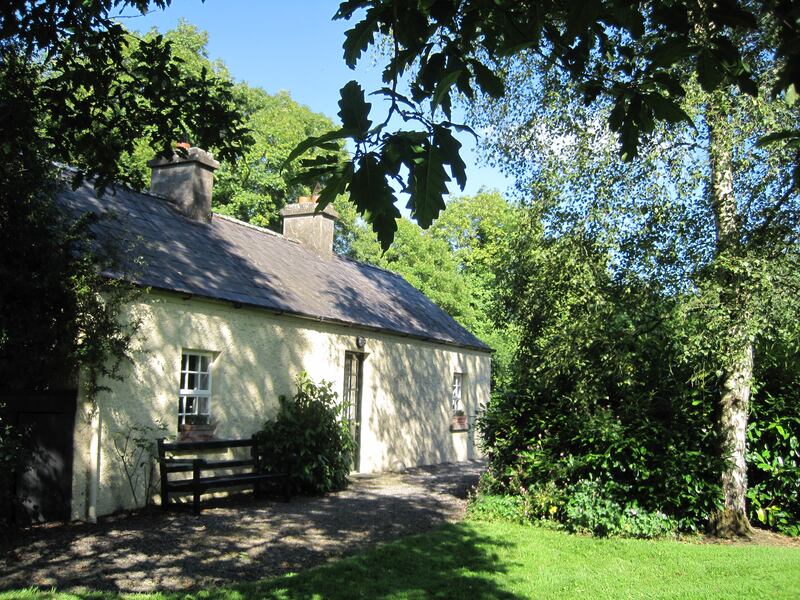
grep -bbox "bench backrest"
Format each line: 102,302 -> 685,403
158,437 -> 257,455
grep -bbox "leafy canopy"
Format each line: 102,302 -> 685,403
2,0 -> 251,190
289,0 -> 800,249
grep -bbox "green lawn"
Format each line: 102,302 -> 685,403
4,521 -> 799,599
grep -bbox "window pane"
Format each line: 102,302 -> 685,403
452,374 -> 463,411
186,372 -> 197,390
200,355 -> 209,372
198,373 -> 209,391
188,354 -> 198,371
185,397 -> 196,414
178,397 -> 185,415
198,397 -> 209,414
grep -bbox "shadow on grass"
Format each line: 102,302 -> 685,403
4,523 -> 522,599
186,523 -> 522,600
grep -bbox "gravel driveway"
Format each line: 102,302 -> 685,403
1,461 -> 484,593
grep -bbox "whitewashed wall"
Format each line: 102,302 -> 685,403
70,290 -> 491,519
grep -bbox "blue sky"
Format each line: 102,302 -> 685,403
122,0 -> 512,199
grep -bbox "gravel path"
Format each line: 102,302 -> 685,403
1,461 -> 485,593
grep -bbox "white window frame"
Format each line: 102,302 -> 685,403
178,351 -> 213,426
451,372 -> 464,412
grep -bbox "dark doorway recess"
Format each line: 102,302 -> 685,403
0,391 -> 77,524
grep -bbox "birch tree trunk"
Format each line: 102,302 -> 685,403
706,91 -> 753,537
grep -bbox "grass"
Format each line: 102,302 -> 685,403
3,521 -> 799,599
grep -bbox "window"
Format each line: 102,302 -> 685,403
451,372 -> 463,412
178,352 -> 212,426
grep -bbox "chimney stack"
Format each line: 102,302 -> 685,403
148,147 -> 219,223
280,195 -> 339,258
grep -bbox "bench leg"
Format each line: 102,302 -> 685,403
192,459 -> 202,515
193,489 -> 201,515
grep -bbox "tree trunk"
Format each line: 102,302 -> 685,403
710,343 -> 754,536
706,91 -> 753,537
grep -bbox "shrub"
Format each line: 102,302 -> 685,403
478,472 -> 565,521
255,372 -> 354,495
467,493 -> 529,524
562,480 -> 678,538
478,381 -> 722,533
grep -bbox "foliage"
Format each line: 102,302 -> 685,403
256,372 -> 353,495
287,0 -> 800,248
746,338 -> 800,536
2,2 -> 250,190
477,217 -> 727,532
466,493 -> 528,525
0,54 -> 140,398
477,207 -> 800,533
111,421 -> 167,509
562,480 -> 679,538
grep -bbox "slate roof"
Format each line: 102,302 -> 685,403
56,179 -> 491,352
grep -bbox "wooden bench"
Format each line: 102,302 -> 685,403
157,436 -> 289,515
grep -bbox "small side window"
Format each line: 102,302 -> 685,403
178,351 -> 212,427
451,372 -> 463,413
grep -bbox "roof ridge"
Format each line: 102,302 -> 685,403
336,254 -> 402,278
213,212 -> 287,239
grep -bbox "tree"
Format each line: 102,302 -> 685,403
469,45 -> 799,533
429,191 -> 522,387
116,21 -> 350,231
290,0 -> 800,250
478,209 -> 727,532
0,3 -> 249,393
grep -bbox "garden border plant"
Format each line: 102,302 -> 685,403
255,372 -> 354,495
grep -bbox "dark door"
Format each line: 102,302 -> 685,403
1,392 -> 77,524
343,352 -> 363,471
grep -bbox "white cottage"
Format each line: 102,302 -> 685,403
51,148 -> 491,520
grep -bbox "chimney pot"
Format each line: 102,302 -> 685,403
147,147 -> 219,223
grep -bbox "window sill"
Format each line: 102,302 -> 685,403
450,414 -> 468,432
179,422 -> 217,442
